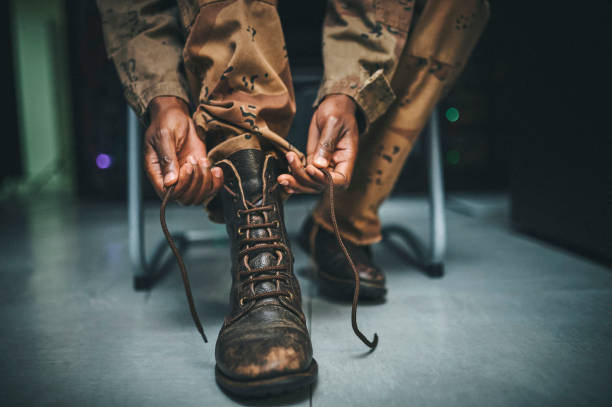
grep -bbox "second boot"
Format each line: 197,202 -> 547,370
298,215 -> 387,301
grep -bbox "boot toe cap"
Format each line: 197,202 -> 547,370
215,308 -> 313,381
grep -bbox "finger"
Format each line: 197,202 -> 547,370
187,158 -> 210,205
329,168 -> 350,189
313,117 -> 341,169
179,159 -> 205,205
278,174 -> 320,194
330,143 -> 356,188
305,164 -> 327,185
144,143 -> 165,198
151,127 -> 179,187
305,165 -> 348,189
306,115 -> 320,167
209,166 -> 224,196
172,160 -> 195,200
192,159 -> 213,205
286,152 -> 324,191
332,160 -> 351,187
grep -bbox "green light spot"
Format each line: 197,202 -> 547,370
445,107 -> 460,122
446,150 -> 460,165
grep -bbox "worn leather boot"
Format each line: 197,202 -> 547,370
299,215 -> 387,301
214,149 -> 317,397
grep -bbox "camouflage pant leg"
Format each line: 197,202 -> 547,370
183,0 -> 304,165
312,0 -> 490,245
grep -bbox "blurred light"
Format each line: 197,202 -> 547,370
446,150 -> 460,165
96,153 -> 112,170
445,107 -> 460,122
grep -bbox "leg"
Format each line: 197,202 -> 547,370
303,0 -> 490,297
182,0 -> 315,396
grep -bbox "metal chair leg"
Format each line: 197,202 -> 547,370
426,105 -> 446,276
127,106 -> 149,289
382,106 -> 447,277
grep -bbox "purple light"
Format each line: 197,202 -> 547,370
96,153 -> 112,170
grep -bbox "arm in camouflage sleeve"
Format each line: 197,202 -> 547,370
97,0 -> 191,123
315,0 -> 414,133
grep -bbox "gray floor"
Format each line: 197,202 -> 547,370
1,194 -> 611,406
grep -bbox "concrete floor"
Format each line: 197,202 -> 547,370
1,194 -> 611,406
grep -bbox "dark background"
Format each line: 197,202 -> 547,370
4,1 -> 612,264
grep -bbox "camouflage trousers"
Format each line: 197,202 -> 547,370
186,0 -> 489,245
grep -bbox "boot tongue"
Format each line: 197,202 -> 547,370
229,149 -> 265,202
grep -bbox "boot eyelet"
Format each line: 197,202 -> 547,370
239,297 -> 246,306
236,210 -> 243,217
273,220 -> 280,228
287,292 -> 294,301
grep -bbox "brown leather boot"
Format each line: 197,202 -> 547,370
214,149 -> 316,397
299,215 -> 387,301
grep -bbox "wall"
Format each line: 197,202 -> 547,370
10,0 -> 74,193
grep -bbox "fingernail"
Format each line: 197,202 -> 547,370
280,179 -> 289,186
315,157 -> 328,167
200,158 -> 210,168
306,166 -> 316,176
287,188 -> 295,194
188,155 -> 197,165
286,153 -> 294,164
212,167 -> 223,178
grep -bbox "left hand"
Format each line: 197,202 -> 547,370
278,94 -> 360,194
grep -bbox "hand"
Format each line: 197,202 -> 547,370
144,96 -> 223,205
277,94 -> 359,194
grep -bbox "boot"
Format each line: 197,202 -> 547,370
299,215 -> 387,301
214,149 -> 317,397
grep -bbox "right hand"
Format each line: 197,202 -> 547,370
144,96 -> 223,205
278,94 -> 359,194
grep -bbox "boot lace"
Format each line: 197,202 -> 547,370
159,168 -> 378,350
235,204 -> 293,304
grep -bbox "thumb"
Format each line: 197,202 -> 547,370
153,128 -> 179,187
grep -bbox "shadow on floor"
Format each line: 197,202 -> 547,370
219,383 -> 314,407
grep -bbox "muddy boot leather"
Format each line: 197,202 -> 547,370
214,149 -> 316,396
299,215 -> 387,301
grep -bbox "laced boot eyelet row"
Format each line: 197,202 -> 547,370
236,204 -> 288,303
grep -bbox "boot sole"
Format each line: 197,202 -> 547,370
314,267 -> 387,301
215,359 -> 318,398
